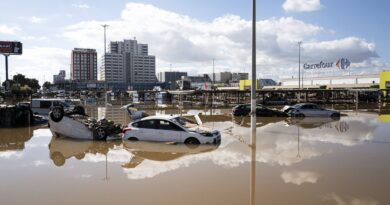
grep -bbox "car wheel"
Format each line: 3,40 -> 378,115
331,113 -> 340,119
128,137 -> 139,141
50,107 -> 64,123
51,152 -> 65,167
295,113 -> 305,118
73,106 -> 86,116
95,127 -> 106,140
185,138 -> 200,149
75,153 -> 85,160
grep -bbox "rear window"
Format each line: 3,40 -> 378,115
40,101 -> 52,108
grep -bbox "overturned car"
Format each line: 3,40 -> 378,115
48,106 -> 122,140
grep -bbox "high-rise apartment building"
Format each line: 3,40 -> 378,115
100,39 -> 156,84
70,48 -> 97,81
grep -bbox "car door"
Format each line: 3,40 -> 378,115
300,105 -> 314,117
155,120 -> 184,142
312,105 -> 327,117
135,120 -> 159,141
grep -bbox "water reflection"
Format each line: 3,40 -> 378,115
0,125 -> 44,152
1,111 -> 389,205
122,141 -> 219,168
48,137 -> 121,167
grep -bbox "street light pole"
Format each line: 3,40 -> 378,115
213,58 -> 215,86
250,1 -> 257,205
298,41 -> 303,89
251,0 -> 257,138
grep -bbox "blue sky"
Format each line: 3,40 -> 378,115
0,0 -> 389,83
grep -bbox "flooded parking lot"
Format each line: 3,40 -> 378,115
1,108 -> 390,205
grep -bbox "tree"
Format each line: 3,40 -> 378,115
43,81 -> 52,90
1,74 -> 41,92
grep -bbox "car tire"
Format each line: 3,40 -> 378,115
95,127 -> 106,140
185,138 -> 200,149
73,106 -> 86,116
331,113 -> 340,119
51,152 -> 65,167
295,113 -> 305,118
50,107 -> 64,123
128,137 -> 138,141
75,153 -> 85,160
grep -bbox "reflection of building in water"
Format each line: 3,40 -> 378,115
0,127 -> 35,151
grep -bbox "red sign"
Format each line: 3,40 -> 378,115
0,41 -> 22,55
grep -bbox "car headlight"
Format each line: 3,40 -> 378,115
200,132 -> 214,137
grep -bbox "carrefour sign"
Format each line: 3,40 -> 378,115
304,58 -> 351,70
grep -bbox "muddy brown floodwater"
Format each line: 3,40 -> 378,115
0,108 -> 390,205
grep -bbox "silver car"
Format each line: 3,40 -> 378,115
283,103 -> 341,118
123,115 -> 221,145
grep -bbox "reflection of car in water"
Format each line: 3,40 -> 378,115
232,104 -> 288,117
282,103 -> 341,118
48,106 -> 122,140
285,117 -> 340,129
122,141 -> 219,168
123,115 -> 221,145
232,116 -> 285,128
48,136 -> 121,167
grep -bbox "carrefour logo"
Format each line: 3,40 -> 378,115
304,58 -> 351,70
336,58 -> 351,70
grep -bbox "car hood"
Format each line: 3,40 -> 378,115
187,126 -> 218,135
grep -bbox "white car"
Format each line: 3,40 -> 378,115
123,115 -> 221,145
283,103 -> 341,118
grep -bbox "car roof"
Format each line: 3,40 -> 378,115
138,115 -> 178,121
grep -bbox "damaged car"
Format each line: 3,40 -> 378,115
48,106 -> 122,140
123,115 -> 221,145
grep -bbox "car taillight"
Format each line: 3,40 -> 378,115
122,127 -> 132,133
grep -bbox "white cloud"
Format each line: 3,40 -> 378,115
29,16 -> 46,24
283,0 -> 322,12
0,151 -> 23,159
281,171 -> 320,185
21,36 -> 49,41
0,24 -> 21,35
31,160 -> 49,167
61,3 -> 381,81
3,47 -> 70,84
322,193 -> 378,205
72,3 -> 90,9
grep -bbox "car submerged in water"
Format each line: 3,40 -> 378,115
48,106 -> 122,140
282,103 -> 341,118
232,104 -> 288,117
123,115 -> 221,145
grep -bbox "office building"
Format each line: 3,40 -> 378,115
53,70 -> 66,84
100,53 -> 124,84
157,71 -> 187,82
70,48 -> 97,81
100,39 -> 156,85
232,73 -> 249,82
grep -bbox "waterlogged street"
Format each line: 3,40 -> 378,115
1,109 -> 390,205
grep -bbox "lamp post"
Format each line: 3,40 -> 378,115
298,41 -> 302,89
250,1 -> 257,205
251,0 -> 257,139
